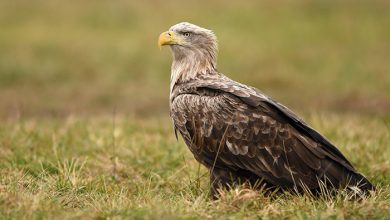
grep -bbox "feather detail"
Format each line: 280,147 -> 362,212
163,22 -> 374,196
170,76 -> 374,193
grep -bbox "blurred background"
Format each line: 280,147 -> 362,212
0,0 -> 389,120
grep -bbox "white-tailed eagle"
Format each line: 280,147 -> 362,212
158,22 -> 374,198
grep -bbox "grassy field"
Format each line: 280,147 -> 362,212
0,0 -> 389,219
1,115 -> 389,219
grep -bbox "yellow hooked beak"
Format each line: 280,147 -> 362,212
158,31 -> 181,49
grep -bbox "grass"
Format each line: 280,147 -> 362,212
0,0 -> 389,118
0,115 -> 389,219
0,0 -> 389,219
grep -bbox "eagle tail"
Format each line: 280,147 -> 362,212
346,172 -> 375,193
319,160 -> 375,197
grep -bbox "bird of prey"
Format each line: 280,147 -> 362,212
158,22 -> 374,198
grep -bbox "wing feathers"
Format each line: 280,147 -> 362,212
170,78 -> 373,191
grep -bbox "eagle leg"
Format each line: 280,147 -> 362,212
209,168 -> 265,198
209,168 -> 239,199
210,168 -> 278,199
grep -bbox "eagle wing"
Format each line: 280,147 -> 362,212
170,77 -> 371,190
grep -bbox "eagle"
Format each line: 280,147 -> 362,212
158,22 -> 374,198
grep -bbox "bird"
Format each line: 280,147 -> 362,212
158,22 -> 374,198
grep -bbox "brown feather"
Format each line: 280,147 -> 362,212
162,22 -> 374,197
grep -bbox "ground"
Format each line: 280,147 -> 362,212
0,0 -> 389,219
1,115 -> 389,219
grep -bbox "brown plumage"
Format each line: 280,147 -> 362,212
158,22 -> 374,198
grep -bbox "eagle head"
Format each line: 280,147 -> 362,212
158,22 -> 218,66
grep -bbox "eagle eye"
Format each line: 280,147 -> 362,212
183,32 -> 191,37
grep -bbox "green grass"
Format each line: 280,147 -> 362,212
0,0 -> 390,219
0,0 -> 389,118
0,115 -> 389,219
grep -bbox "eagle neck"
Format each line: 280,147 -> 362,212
169,50 -> 217,98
